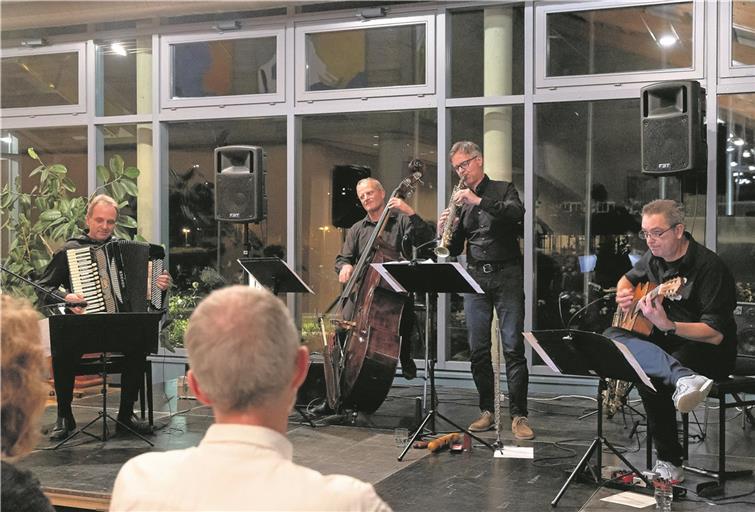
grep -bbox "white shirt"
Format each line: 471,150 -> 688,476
110,424 -> 392,511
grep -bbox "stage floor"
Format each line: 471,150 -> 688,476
19,379 -> 755,511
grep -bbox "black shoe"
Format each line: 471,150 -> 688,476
116,415 -> 154,436
49,416 -> 76,441
401,359 -> 417,380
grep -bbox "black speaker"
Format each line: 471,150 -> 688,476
214,145 -> 266,222
734,302 -> 755,357
641,81 -> 706,176
331,165 -> 370,228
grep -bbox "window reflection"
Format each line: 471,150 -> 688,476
299,110 -> 437,357
449,6 -> 524,97
534,100 -> 705,340
171,37 -> 277,98
97,39 -> 151,116
305,24 -> 425,91
718,94 -> 755,304
1,52 -> 79,108
732,2 -> 755,67
166,118 -> 286,298
546,2 -> 693,77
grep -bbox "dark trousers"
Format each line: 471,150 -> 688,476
51,349 -> 146,420
604,327 -> 731,465
464,264 -> 528,418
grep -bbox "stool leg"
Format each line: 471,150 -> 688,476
682,412 -> 689,462
719,393 -> 725,483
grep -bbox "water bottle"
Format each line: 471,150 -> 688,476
653,478 -> 673,511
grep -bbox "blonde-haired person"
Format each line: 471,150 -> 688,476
1,294 -> 55,511
111,286 -> 391,511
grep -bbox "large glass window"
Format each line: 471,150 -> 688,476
299,110 -> 437,357
447,106 -> 524,362
1,48 -> 81,112
449,6 -> 524,97
96,38 -> 152,116
717,94 -> 755,305
533,99 -> 705,336
540,2 -> 694,81
166,118 -> 286,296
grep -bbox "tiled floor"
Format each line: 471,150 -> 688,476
18,379 -> 755,511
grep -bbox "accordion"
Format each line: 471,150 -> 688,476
66,240 -> 166,314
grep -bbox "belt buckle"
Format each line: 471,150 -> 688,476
482,263 -> 494,273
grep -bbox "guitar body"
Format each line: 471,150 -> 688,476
611,276 -> 687,337
611,282 -> 656,336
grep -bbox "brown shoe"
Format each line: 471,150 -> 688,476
512,416 -> 534,440
468,410 -> 494,432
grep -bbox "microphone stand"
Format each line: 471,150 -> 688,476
0,264 -> 85,310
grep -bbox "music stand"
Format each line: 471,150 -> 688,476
48,312 -> 162,448
371,261 -> 495,461
237,257 -> 316,428
237,257 -> 314,295
523,329 -> 656,507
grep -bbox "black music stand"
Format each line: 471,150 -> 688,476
372,261 -> 495,461
237,257 -> 316,428
524,329 -> 656,507
48,313 -> 162,448
237,257 -> 314,295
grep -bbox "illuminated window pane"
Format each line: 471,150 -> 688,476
1,52 -> 79,108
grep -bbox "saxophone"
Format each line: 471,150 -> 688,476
434,179 -> 466,257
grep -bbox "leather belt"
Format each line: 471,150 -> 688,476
467,261 -> 516,273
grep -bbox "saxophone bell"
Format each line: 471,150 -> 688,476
433,245 -> 450,258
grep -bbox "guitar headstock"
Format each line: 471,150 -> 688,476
658,276 -> 687,301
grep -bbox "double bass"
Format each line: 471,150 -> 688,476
319,161 -> 425,414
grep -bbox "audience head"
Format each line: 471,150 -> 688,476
184,286 -> 303,414
1,294 -> 48,460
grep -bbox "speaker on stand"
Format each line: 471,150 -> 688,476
734,303 -> 755,372
214,145 -> 267,269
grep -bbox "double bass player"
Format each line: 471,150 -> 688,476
335,177 -> 435,380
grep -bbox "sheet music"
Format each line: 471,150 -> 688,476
611,339 -> 656,392
523,331 -> 561,374
370,262 -> 406,292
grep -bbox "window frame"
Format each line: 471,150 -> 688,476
0,42 -> 87,117
534,0 -> 704,90
160,27 -> 286,110
294,14 -> 436,103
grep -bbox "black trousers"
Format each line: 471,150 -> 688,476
51,349 -> 146,419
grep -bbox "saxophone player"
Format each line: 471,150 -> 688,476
437,141 -> 533,440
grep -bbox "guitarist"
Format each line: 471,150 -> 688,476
604,199 -> 738,484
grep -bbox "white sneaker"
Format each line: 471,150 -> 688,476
651,459 -> 684,483
672,374 -> 713,413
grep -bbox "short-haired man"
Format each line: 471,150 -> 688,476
110,286 -> 392,511
438,141 -> 533,440
605,199 -> 738,483
335,177 -> 434,379
37,194 -> 170,440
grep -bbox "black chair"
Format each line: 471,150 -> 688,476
645,356 -> 755,487
682,356 -> 755,485
75,352 -> 154,426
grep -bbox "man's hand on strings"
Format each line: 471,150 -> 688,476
339,264 -> 354,284
386,197 -> 415,217
637,293 -> 674,331
615,287 -> 635,313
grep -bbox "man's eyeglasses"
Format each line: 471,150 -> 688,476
638,224 -> 678,240
452,156 -> 478,173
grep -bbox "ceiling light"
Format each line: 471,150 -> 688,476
658,34 -> 677,47
111,42 -> 127,56
734,138 -> 745,146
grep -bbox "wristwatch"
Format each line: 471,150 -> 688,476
663,322 -> 677,336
